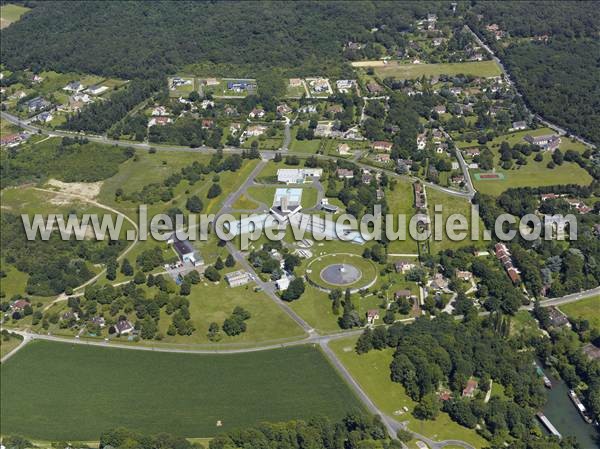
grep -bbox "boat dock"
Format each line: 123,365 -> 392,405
537,412 -> 562,439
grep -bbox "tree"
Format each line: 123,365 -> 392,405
207,322 -> 222,341
207,183 -> 222,198
281,278 -> 305,301
223,315 -> 246,336
413,393 -> 440,420
204,266 -> 221,281
215,256 -> 224,270
185,195 -> 203,213
225,253 -> 235,267
356,328 -> 374,354
106,258 -> 118,281
396,429 -> 413,443
330,289 -> 342,315
180,281 -> 191,296
120,258 -> 134,276
134,271 -> 146,284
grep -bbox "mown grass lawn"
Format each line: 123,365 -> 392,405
156,278 -> 307,346
468,128 -> 593,196
0,3 -> 30,28
426,188 -> 487,253
1,341 -> 365,440
328,336 -> 489,449
559,296 -> 600,331
372,60 -> 501,79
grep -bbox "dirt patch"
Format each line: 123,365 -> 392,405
47,179 -> 103,200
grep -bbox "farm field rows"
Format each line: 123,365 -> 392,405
0,341 -> 364,440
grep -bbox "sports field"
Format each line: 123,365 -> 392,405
355,60 -> 502,79
0,341 -> 364,440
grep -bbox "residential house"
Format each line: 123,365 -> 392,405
511,121 -> 527,131
229,123 -> 242,135
524,134 -> 561,152
201,118 -> 214,129
27,96 -> 51,113
0,133 -> 27,148
463,147 -> 480,158
366,309 -> 379,325
152,106 -> 168,116
417,133 -> 427,150
91,316 -> 106,328
462,379 -> 478,398
366,82 -> 384,94
430,273 -> 449,291
277,103 -> 292,116
336,168 -> 354,179
433,105 -> 446,114
372,141 -> 393,152
375,153 -> 391,163
148,116 -> 172,127
36,111 -> 53,123
456,270 -> 473,282
10,299 -> 30,312
547,306 -> 571,328
451,174 -> 465,184
249,108 -> 265,119
115,319 -> 134,335
299,104 -> 318,114
327,104 -> 343,114
394,261 -> 415,273
338,143 -> 351,155
394,290 -> 412,300
244,125 -> 267,137
201,100 -> 215,109
63,81 -> 83,93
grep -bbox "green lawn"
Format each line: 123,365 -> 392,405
386,180 -> 420,255
426,188 -> 487,253
559,296 -> 600,331
328,336 -> 489,449
0,3 -> 30,28
372,60 -> 501,79
468,128 -> 593,196
156,277 -> 307,346
231,194 -> 259,210
1,341 -> 365,440
0,334 -> 23,359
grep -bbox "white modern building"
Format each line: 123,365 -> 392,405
277,168 -> 322,184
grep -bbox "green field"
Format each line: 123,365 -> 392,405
0,3 -> 30,28
328,337 -> 489,449
1,341 -> 364,440
559,296 -> 600,331
371,60 -> 501,80
467,128 -> 593,196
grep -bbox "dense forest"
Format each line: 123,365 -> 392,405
0,1 -> 446,78
467,1 -> 600,146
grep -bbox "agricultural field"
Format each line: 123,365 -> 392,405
328,336 -> 489,449
0,3 -> 30,28
355,60 -> 502,80
0,341 -> 364,440
559,296 -> 600,331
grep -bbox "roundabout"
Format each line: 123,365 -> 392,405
305,253 -> 378,293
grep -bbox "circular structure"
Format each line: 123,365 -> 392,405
321,263 -> 362,286
306,253 -> 378,293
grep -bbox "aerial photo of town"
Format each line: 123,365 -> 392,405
0,1 -> 599,449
